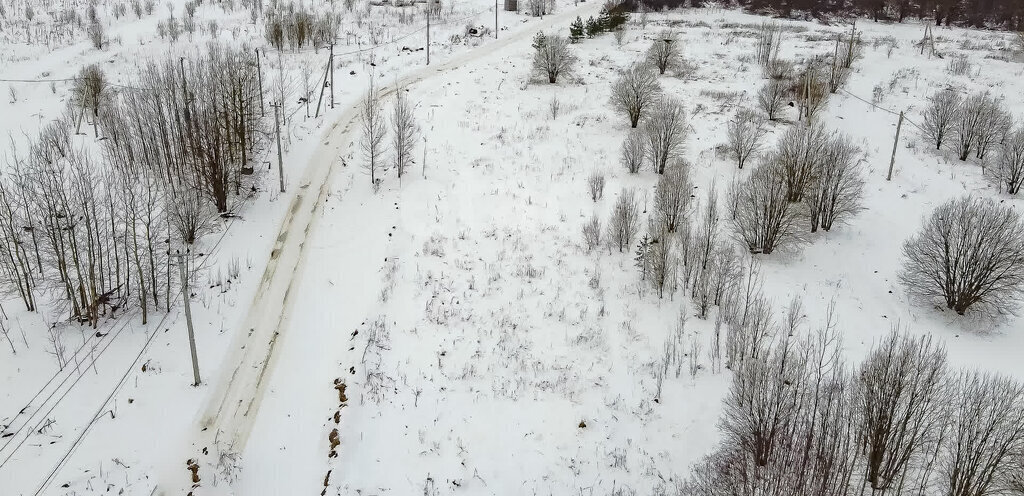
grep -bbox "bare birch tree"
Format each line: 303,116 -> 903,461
360,78 -> 387,187
391,87 -> 418,179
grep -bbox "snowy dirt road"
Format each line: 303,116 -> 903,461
157,4 -> 600,494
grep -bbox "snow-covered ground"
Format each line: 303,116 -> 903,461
2,1 -> 1024,495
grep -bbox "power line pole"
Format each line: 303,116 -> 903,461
329,43 -> 335,109
256,47 -> 265,117
887,111 -> 904,181
314,51 -> 331,118
495,0 -> 498,38
176,251 -> 201,387
426,10 -> 431,65
271,102 -> 285,192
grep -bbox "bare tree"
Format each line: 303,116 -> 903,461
796,61 -> 829,121
857,330 -> 948,495
587,171 -> 605,201
646,30 -> 680,75
582,213 -> 602,252
989,126 -> 1024,194
974,100 -> 1012,161
954,91 -> 998,161
391,87 -> 418,180
725,110 -> 767,169
774,122 -> 832,203
943,371 -> 1024,496
644,222 -> 675,298
621,130 -> 646,173
72,64 -> 110,137
804,133 -> 863,232
531,32 -> 576,84
757,79 -> 787,121
611,62 -> 661,128
731,160 -> 803,255
653,160 -> 691,233
167,181 -> 209,245
607,188 -> 640,253
900,196 -> 1024,315
643,97 -> 687,175
360,78 -> 387,187
920,88 -> 962,151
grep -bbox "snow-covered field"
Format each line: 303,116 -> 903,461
2,0 -> 1024,494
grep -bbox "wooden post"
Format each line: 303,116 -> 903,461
256,48 -> 265,117
426,10 -> 431,65
272,103 -> 285,192
329,43 -> 335,109
495,0 -> 498,39
177,251 -> 201,387
887,111 -> 904,181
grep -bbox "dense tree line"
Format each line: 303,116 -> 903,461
622,0 -> 1022,29
0,44 -> 267,327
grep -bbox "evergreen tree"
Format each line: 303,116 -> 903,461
569,17 -> 585,43
532,31 -> 547,50
585,16 -> 603,37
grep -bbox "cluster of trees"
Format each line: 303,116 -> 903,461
686,317 -> 1024,496
568,3 -> 629,43
264,5 -> 340,51
729,122 -> 864,254
0,45 -> 268,327
920,89 -> 1024,195
532,2 -> 631,82
901,196 -> 1024,316
753,22 -> 859,123
920,89 -> 1020,168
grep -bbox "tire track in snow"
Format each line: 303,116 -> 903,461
159,4 -> 601,493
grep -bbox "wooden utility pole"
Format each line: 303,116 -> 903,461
887,111 -> 904,181
177,251 -> 201,387
256,48 -> 265,117
426,12 -> 431,65
329,43 -> 335,109
314,53 -> 331,118
495,0 -> 498,38
272,102 -> 285,192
